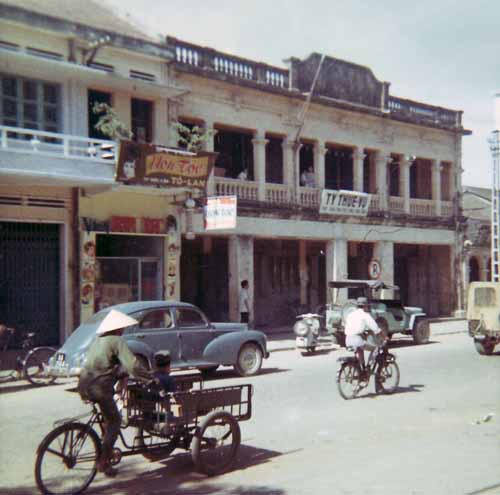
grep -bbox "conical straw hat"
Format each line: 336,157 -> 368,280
96,309 -> 138,335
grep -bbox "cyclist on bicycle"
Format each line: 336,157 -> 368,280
344,297 -> 386,379
78,309 -> 152,477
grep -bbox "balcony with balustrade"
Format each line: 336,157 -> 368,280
167,37 -> 466,132
0,124 -> 455,220
0,125 -> 116,188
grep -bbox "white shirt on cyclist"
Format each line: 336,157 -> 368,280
344,308 -> 381,336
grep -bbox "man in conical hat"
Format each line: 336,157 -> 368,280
78,309 -> 152,477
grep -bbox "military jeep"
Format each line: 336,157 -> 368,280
467,281 -> 500,355
324,280 -> 430,345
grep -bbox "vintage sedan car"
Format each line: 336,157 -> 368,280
47,301 -> 269,378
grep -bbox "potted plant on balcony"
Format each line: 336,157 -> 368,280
92,102 -> 133,140
172,121 -> 213,153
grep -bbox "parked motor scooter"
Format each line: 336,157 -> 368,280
293,313 -> 323,355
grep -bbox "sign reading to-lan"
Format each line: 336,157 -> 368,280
319,189 -> 371,216
204,196 -> 237,230
116,140 -> 217,190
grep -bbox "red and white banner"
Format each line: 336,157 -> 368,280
204,196 -> 237,230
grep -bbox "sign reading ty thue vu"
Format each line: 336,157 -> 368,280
204,196 -> 237,230
319,189 -> 371,216
116,140 -> 217,190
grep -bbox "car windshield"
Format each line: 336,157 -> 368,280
473,287 -> 497,307
85,308 -> 112,325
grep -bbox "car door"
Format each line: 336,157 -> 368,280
173,306 -> 216,366
127,308 -> 181,366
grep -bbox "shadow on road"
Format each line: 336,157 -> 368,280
356,383 -> 425,400
299,348 -> 336,357
387,340 -> 439,349
201,367 -> 290,382
85,444 -> 290,495
0,379 -> 64,395
0,488 -> 35,495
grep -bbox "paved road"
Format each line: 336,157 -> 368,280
0,331 -> 498,495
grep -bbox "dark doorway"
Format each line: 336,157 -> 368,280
131,98 -> 153,143
88,89 -> 111,139
180,237 -> 229,321
325,146 -> 354,190
214,129 -> 254,179
0,222 -> 60,346
469,257 -> 480,282
266,135 -> 284,184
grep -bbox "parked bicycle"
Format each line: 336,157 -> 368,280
336,338 -> 400,399
0,324 -> 57,386
34,376 -> 253,495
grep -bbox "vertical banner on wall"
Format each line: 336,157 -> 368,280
80,231 -> 97,322
166,215 -> 178,299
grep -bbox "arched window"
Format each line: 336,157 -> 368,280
469,257 -> 480,282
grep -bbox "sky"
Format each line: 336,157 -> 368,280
105,0 -> 499,189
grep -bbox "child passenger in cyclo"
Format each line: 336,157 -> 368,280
151,350 -> 177,435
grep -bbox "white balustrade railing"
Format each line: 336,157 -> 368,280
0,125 -> 116,163
410,198 -> 435,217
298,186 -> 320,207
440,201 -> 453,217
369,194 -> 381,212
266,183 -> 290,203
389,195 -> 405,213
214,178 -> 258,201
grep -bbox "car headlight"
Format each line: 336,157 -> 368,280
294,320 -> 309,337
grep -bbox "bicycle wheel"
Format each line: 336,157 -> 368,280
191,410 -> 241,476
35,422 -> 101,495
375,361 -> 400,394
337,361 -> 361,400
24,346 -> 57,386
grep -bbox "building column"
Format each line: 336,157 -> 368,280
400,155 -> 411,214
154,98 -> 169,145
326,239 -> 348,303
373,241 -> 394,287
299,240 -> 308,306
228,235 -> 254,323
66,80 -> 87,136
352,147 -> 365,192
313,140 -> 327,189
166,98 -> 180,147
282,138 -> 294,187
203,121 -> 217,195
375,150 -> 391,210
432,159 -> 442,216
481,255 -> 490,281
252,132 -> 269,202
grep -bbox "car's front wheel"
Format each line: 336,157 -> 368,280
474,339 -> 495,356
413,318 -> 430,345
234,343 -> 263,377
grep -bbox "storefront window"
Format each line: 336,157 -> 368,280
94,235 -> 164,311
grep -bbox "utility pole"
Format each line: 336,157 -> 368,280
291,54 -> 325,203
489,130 -> 500,281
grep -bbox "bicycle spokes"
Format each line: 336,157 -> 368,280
35,423 -> 99,495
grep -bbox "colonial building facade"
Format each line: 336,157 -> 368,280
0,1 -> 470,344
462,186 -> 492,290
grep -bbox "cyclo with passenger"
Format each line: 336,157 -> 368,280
34,310 -> 253,495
